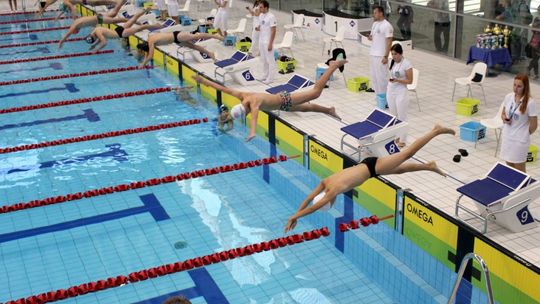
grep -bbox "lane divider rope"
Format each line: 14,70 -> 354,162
4,224 -> 329,304
0,49 -> 113,65
339,214 -> 395,232
0,87 -> 173,114
0,37 -> 85,49
0,116 -> 207,155
0,26 -> 69,36
0,65 -> 152,86
0,16 -> 68,24
0,155 -> 292,214
0,10 -> 59,16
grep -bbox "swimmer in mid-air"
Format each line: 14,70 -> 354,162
58,14 -> 127,48
39,0 -> 126,18
138,31 -> 224,67
284,124 -> 455,232
193,60 -> 345,142
86,9 -> 162,52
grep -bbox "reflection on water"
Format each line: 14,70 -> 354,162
181,178 -> 287,287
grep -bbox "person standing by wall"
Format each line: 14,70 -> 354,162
258,0 -> 277,84
246,0 -> 261,56
500,74 -> 538,173
427,0 -> 450,53
527,12 -> 540,79
396,0 -> 413,40
387,43 -> 413,147
214,0 -> 229,37
368,5 -> 393,108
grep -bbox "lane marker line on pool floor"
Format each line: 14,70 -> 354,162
0,37 -> 85,49
0,49 -> 113,65
0,26 -> 70,36
0,65 -> 152,86
0,87 -> 173,114
3,224 -> 330,304
0,155 -> 294,214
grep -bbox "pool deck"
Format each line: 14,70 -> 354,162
2,0 -> 540,272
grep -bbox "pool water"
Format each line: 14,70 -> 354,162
0,13 -> 487,304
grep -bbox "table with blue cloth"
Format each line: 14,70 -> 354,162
467,46 -> 512,70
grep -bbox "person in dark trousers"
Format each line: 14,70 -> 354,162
396,0 -> 413,40
428,0 -> 450,53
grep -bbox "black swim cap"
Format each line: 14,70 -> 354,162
137,42 -> 149,52
85,36 -> 95,44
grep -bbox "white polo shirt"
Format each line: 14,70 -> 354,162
369,19 -> 393,57
258,11 -> 277,44
502,93 -> 538,144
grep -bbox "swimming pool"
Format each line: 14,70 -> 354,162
0,13 -> 491,304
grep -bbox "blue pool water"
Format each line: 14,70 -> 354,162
0,14 -> 489,304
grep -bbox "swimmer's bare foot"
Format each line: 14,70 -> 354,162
328,107 -> 341,120
433,124 -> 455,136
427,161 -> 446,177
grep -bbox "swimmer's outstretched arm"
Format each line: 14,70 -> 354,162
192,74 -> 244,100
140,39 -> 155,67
284,182 -> 326,232
90,30 -> 107,52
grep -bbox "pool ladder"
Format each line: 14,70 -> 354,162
447,253 -> 494,304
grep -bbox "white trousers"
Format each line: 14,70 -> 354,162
214,10 -> 228,31
387,88 -> 409,142
369,55 -> 389,94
156,0 -> 166,11
166,0 -> 178,17
259,41 -> 276,82
249,28 -> 259,56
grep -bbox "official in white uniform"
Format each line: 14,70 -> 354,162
258,0 -> 277,84
247,0 -> 261,56
155,0 -> 167,21
368,5 -> 393,108
387,43 -> 413,146
500,74 -> 538,173
166,0 -> 179,24
214,0 -> 229,37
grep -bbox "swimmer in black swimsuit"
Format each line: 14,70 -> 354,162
58,14 -> 127,48
193,60 -> 345,142
86,8 -> 161,52
284,124 -> 455,232
138,31 -> 224,66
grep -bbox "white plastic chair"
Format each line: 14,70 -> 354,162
407,68 -> 421,111
274,31 -> 294,58
198,8 -> 217,24
284,13 -> 305,41
177,0 -> 190,13
451,62 -> 487,104
480,102 -> 505,156
322,27 -> 345,55
228,18 -> 247,37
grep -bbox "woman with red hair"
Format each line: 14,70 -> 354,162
500,73 -> 538,172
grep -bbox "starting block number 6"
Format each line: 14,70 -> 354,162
242,70 -> 255,82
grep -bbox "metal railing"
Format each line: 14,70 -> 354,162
448,252 -> 494,304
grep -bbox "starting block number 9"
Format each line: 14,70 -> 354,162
385,141 -> 400,155
516,206 -> 534,225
